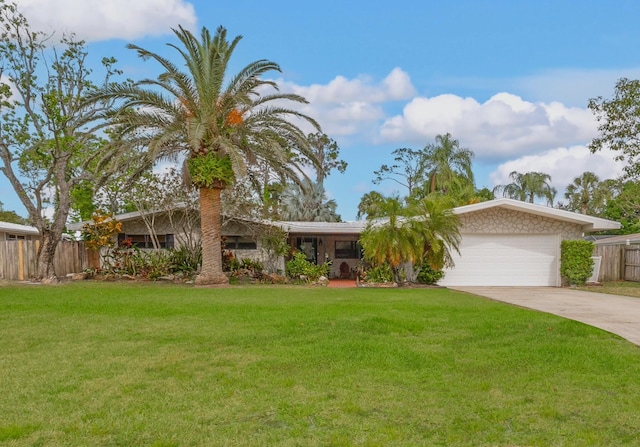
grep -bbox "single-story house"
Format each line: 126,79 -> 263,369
0,221 -> 39,241
67,198 -> 620,286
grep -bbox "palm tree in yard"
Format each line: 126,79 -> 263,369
564,171 -> 601,214
424,133 -> 475,195
94,26 -> 319,284
280,180 -> 341,222
359,195 -> 460,283
493,171 -> 556,206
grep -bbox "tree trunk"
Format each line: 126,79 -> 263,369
36,229 -> 60,283
195,187 -> 229,285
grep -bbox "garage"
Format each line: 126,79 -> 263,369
439,233 -> 561,287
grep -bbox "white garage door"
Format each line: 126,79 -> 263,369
439,234 -> 560,287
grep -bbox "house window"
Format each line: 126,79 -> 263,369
118,233 -> 174,249
335,241 -> 360,259
8,234 -> 26,241
225,236 -> 257,250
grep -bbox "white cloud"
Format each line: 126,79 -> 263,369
276,68 -> 414,137
282,67 -> 415,105
16,0 -> 197,42
489,145 -> 626,199
379,93 -> 598,160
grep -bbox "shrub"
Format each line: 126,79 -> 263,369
222,248 -> 237,272
286,252 -> 330,282
416,263 -> 445,285
560,240 -> 595,286
239,258 -> 264,274
361,263 -> 394,283
102,239 -> 145,276
229,258 -> 264,279
168,245 -> 202,275
140,250 -> 172,280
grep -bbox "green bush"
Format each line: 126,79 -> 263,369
416,263 -> 445,285
560,240 -> 595,286
141,250 -> 172,280
286,252 -> 330,282
168,245 -> 202,275
361,263 -> 394,283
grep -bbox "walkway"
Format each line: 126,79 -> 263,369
450,287 -> 640,346
328,279 -> 357,288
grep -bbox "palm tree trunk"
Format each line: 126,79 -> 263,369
195,187 -> 228,285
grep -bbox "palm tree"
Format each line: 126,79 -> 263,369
564,171 -> 601,214
359,196 -> 415,283
407,195 -> 461,269
280,180 -> 341,222
493,171 -> 556,206
93,26 -> 319,284
356,191 -> 386,220
424,133 -> 475,195
359,195 -> 461,283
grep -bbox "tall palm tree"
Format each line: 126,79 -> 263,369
564,171 -> 601,214
493,171 -> 556,206
93,26 -> 319,284
280,180 -> 341,222
424,133 -> 475,195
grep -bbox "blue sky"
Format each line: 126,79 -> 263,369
4,0 -> 640,220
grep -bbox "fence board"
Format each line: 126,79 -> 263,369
0,240 -> 87,280
593,244 -> 624,282
625,246 -> 640,282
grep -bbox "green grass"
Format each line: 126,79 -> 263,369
1,282 -> 640,446
579,280 -> 640,298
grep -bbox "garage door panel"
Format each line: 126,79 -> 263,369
439,234 -> 560,287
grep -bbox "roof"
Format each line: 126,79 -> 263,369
0,221 -> 39,235
593,233 -> 640,246
277,220 -> 368,234
66,207 -> 188,231
452,198 -> 620,232
66,198 -> 620,235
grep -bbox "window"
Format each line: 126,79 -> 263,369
118,233 -> 174,249
224,236 -> 257,250
335,240 -> 360,259
8,234 -> 26,241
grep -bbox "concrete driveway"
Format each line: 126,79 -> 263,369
450,287 -> 640,346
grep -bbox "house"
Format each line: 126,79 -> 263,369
68,198 -> 620,286
0,221 -> 39,241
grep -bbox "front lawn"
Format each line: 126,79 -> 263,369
1,282 -> 639,446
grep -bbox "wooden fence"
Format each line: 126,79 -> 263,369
593,244 -> 640,282
0,240 -> 88,281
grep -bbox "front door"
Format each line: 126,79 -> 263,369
296,237 -> 318,264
